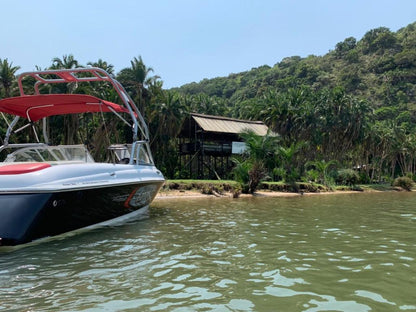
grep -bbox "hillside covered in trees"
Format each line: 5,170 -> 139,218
1,22 -> 416,190
176,23 -> 416,112
173,22 -> 416,185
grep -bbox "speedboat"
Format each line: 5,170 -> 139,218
0,68 -> 165,246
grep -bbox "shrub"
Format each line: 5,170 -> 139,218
393,176 -> 414,191
233,160 -> 266,194
305,169 -> 320,183
358,171 -> 370,184
232,160 -> 250,193
272,167 -> 286,181
336,169 -> 360,186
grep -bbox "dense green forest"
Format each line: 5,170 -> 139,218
1,22 -> 416,191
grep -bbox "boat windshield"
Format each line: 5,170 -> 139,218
3,145 -> 95,163
107,143 -> 153,165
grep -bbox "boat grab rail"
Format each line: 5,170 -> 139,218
131,140 -> 154,165
108,141 -> 154,166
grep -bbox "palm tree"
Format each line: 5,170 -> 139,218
188,93 -> 231,116
241,130 -> 280,165
314,87 -> 372,163
277,141 -> 306,183
117,56 -> 158,113
149,90 -> 186,177
50,54 -> 80,69
130,56 -> 155,86
306,159 -> 338,187
87,59 -> 115,76
150,90 -> 185,143
236,130 -> 281,193
0,58 -> 20,98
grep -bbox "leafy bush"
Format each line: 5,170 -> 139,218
272,167 -> 286,182
305,169 -> 320,183
393,176 -> 414,191
336,169 -> 360,186
232,159 -> 267,194
232,160 -> 250,192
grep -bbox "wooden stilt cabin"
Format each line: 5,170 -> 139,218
178,113 -> 269,179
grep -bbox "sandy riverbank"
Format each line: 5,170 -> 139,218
154,188 -> 385,200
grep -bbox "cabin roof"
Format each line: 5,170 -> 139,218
188,113 -> 269,136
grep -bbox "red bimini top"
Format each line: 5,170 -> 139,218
0,94 -> 130,122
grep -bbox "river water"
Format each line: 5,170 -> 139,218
0,192 -> 415,311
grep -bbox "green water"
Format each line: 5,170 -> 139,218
0,192 -> 415,311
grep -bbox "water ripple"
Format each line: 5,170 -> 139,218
0,193 -> 415,311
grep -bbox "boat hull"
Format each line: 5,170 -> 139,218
0,181 -> 163,246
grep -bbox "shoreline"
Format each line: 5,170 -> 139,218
154,188 -> 395,200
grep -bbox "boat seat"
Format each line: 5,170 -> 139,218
0,163 -> 51,175
118,158 -> 130,164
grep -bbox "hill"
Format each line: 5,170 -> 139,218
174,22 -> 416,117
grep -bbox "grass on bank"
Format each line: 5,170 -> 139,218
161,180 -> 402,197
161,180 -> 241,197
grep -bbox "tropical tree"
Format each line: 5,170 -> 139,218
116,56 -> 158,113
188,94 -> 231,116
276,141 -> 306,183
0,58 -> 20,98
50,54 -> 80,69
87,59 -> 115,75
306,159 -> 338,187
313,87 -> 372,163
235,130 -> 280,193
149,90 -> 186,176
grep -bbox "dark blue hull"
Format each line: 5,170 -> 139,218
0,182 -> 163,246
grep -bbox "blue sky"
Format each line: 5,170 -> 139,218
2,0 -> 415,88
